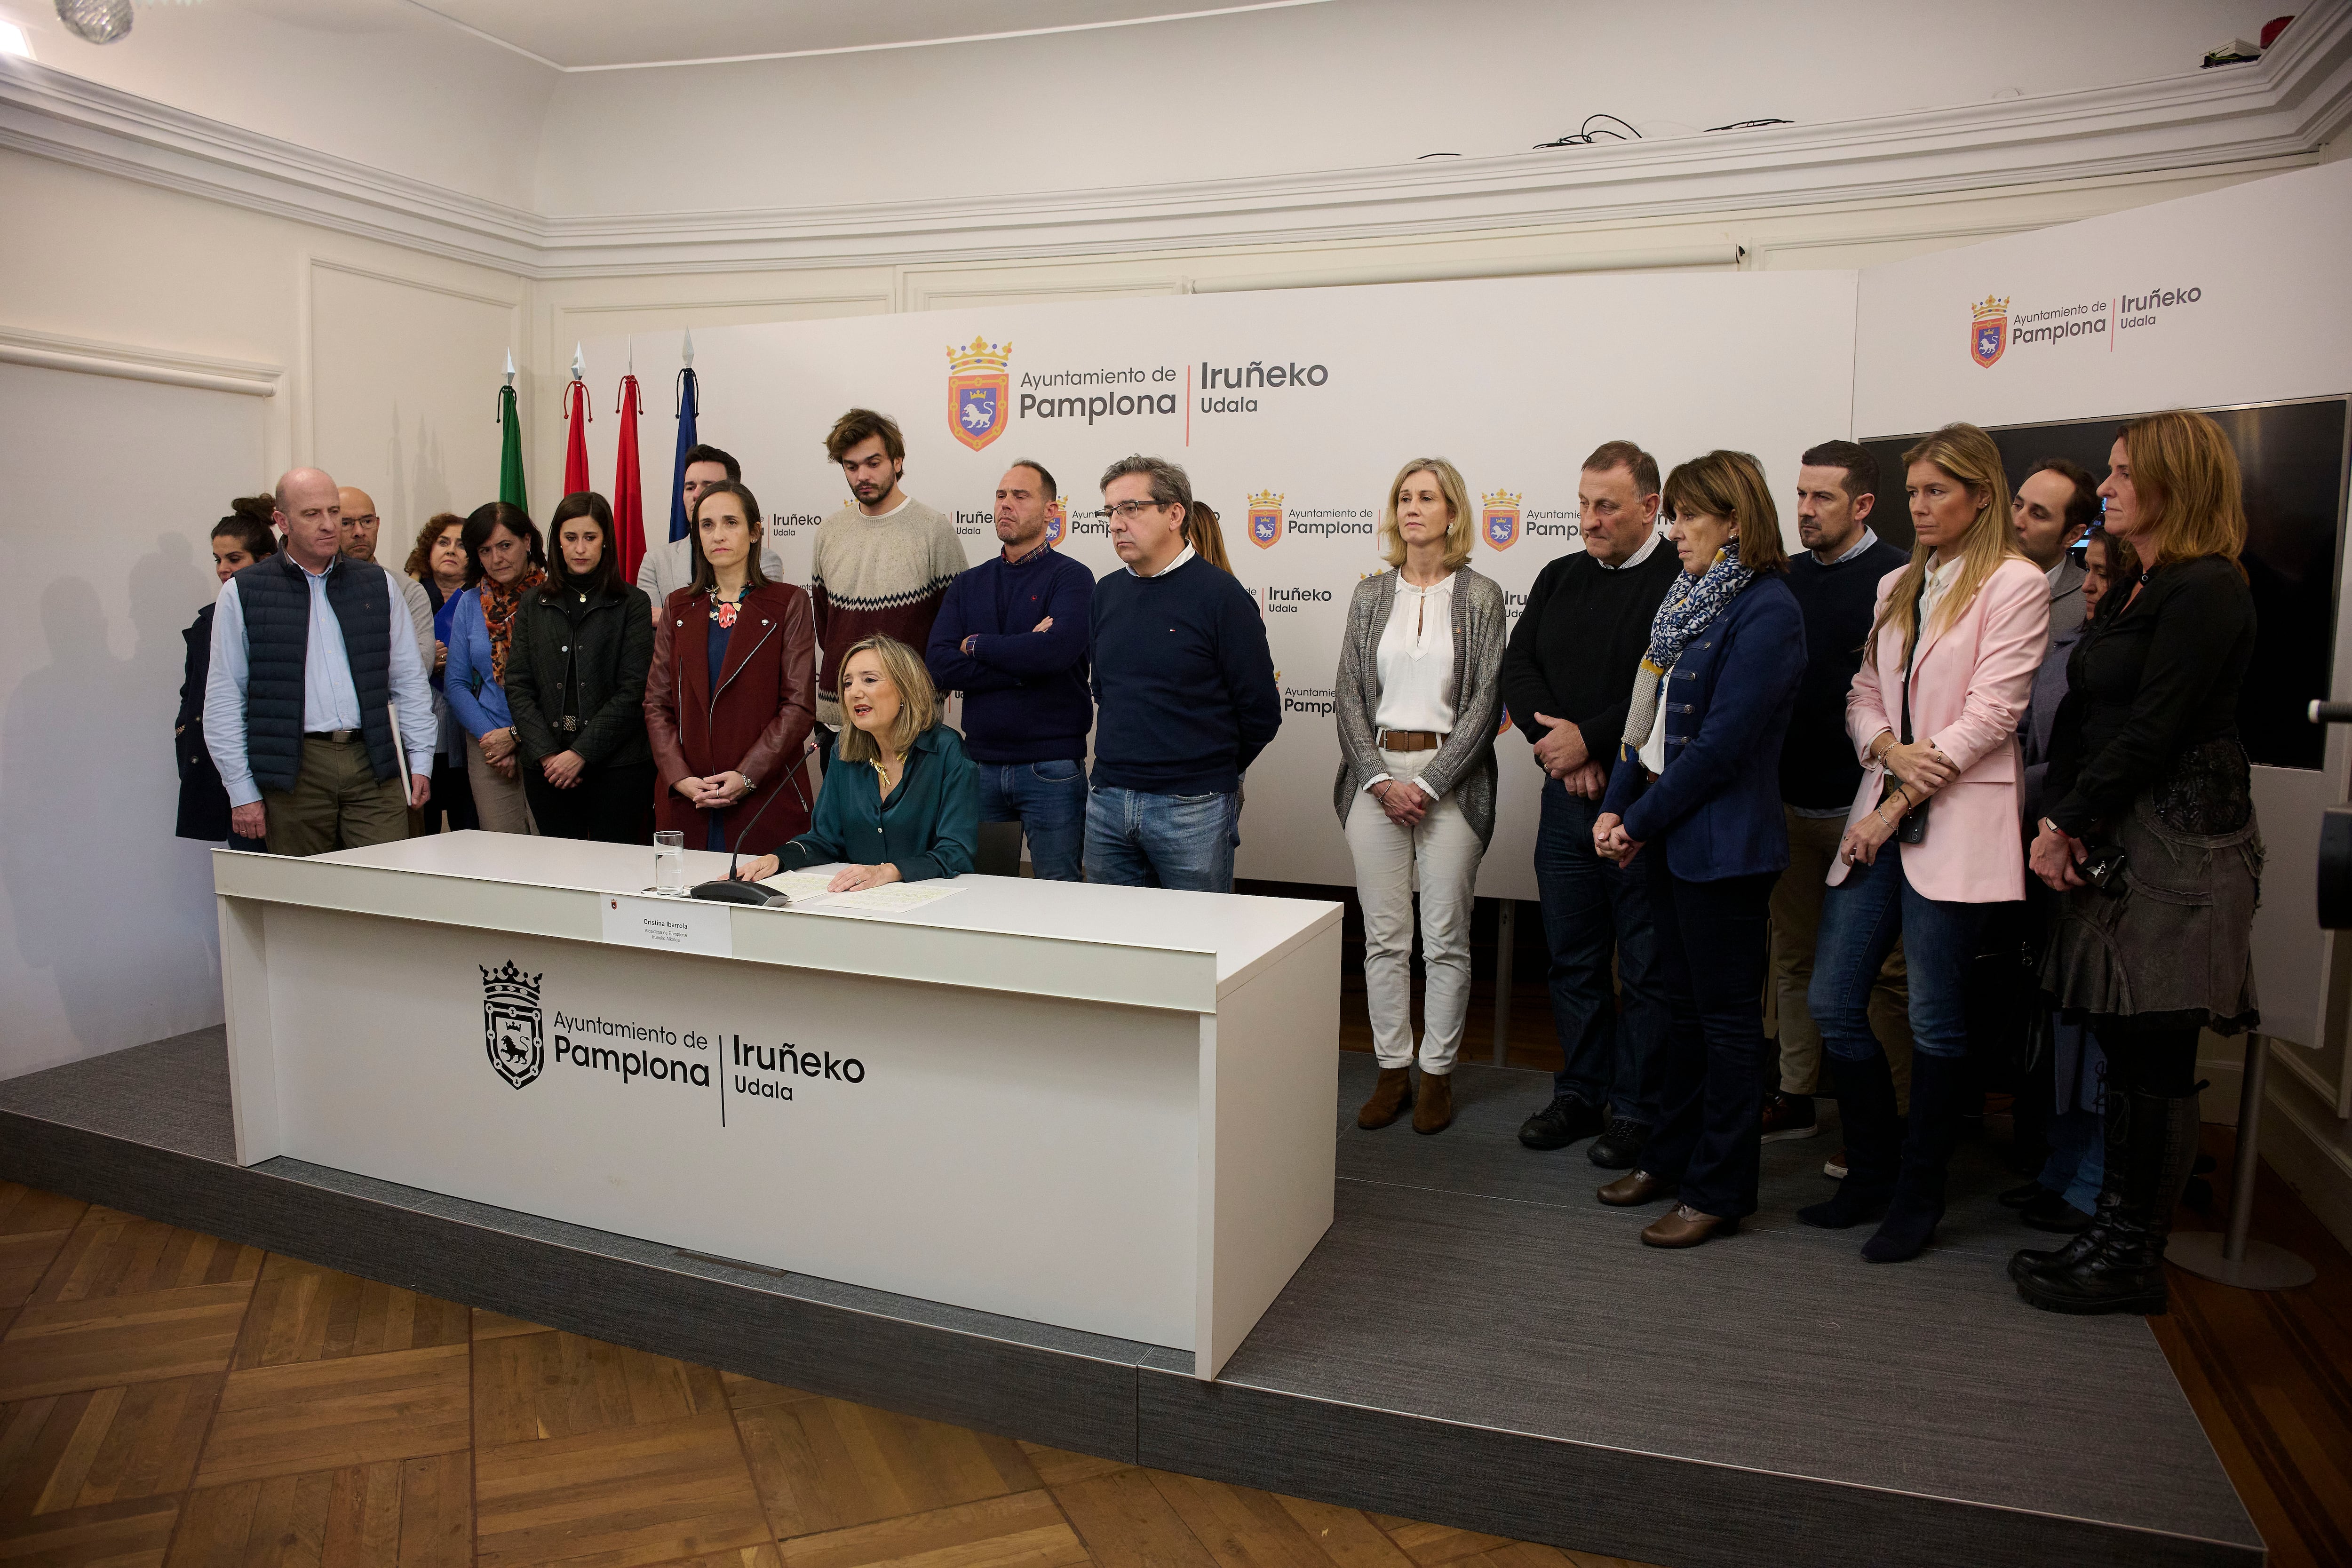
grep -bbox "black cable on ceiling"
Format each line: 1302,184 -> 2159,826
1706,118 -> 1794,132
1533,113 -> 1641,149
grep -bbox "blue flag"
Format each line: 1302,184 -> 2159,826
668,366 -> 699,542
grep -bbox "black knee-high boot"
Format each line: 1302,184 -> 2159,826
2018,1088 -> 2199,1314
1861,1051 -> 1968,1263
1797,1052 -> 1899,1229
2010,1082 -> 2126,1284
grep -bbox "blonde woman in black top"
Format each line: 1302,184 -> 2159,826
2018,409 -> 2259,1316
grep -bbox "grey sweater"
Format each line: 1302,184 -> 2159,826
1332,565 -> 1506,847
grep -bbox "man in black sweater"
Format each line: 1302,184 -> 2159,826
1500,441 -> 1682,1169
1767,441 -> 1915,1149
1087,454 -> 1279,893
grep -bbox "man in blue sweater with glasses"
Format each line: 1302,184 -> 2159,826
1086,454 -> 1280,893
925,460 -> 1095,880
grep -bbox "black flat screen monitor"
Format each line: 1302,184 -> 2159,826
1860,398 -> 2349,770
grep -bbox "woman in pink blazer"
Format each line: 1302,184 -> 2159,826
1799,423 -> 2049,1263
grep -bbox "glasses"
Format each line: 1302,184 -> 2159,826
1103,500 -> 1168,522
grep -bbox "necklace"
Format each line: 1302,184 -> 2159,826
708,586 -> 743,629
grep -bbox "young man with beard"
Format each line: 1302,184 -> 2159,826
810,409 -> 967,769
1764,441 -> 1915,1149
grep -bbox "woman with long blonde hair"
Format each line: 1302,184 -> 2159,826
2015,409 -> 2259,1316
1801,423 -> 2048,1263
1335,457 -> 1506,1135
733,634 -> 979,891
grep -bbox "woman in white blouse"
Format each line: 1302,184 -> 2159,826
1333,458 -> 1508,1134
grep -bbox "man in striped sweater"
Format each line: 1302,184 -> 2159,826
811,408 -> 968,768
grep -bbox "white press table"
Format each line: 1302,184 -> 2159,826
214,831 -> 1340,1377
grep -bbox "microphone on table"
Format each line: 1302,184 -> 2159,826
690,763 -> 811,907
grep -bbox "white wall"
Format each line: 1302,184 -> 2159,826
0,0 -> 553,211
0,363 -> 262,1072
0,147 -> 524,1078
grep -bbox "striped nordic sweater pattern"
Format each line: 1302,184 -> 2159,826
809,497 -> 968,725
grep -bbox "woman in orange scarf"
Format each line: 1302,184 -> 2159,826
446,501 -> 549,834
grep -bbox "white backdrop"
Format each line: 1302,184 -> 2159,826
580,271 -> 1858,898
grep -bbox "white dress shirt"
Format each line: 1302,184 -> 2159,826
1919,553 -> 1963,633
1127,541 -> 1196,579
1599,530 -> 1664,571
203,556 -> 438,807
1367,573 -> 1459,797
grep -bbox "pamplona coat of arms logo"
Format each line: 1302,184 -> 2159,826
946,335 -> 1011,451
1482,490 -> 1522,551
1971,294 -> 2010,369
1248,490 -> 1285,549
482,960 -> 545,1090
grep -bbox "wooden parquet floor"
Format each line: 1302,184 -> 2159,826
0,1184 -> 1659,1568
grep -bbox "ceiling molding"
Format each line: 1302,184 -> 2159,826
2,3 -> 2347,281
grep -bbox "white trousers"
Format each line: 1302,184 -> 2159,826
1343,746 -> 1485,1074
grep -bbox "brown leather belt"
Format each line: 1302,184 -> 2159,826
1379,730 -> 1444,752
303,729 -> 360,743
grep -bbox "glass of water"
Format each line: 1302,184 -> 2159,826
653,830 -> 686,895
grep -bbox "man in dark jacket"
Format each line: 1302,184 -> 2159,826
926,461 -> 1094,880
1499,440 -> 1682,1170
203,468 -> 437,855
1766,442 -> 1915,1145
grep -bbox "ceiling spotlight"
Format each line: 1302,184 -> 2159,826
56,0 -> 134,44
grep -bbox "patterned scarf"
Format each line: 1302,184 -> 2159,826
480,566 -> 546,686
1619,538 -> 1756,752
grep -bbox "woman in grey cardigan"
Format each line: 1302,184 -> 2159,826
1335,457 -> 1506,1135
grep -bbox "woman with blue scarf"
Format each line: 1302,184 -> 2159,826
1592,451 -> 1806,1249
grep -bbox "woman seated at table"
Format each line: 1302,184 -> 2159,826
734,634 -> 980,892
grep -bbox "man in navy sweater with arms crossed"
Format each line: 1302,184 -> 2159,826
925,460 -> 1095,880
1086,454 -> 1280,893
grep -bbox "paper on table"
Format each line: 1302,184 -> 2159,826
822,882 -> 963,914
757,871 -> 841,902
748,871 -> 964,915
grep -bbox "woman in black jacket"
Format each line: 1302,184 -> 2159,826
175,499 -> 277,851
2017,409 -> 2261,1316
504,492 -> 657,843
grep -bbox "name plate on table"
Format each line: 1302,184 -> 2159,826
600,894 -> 732,957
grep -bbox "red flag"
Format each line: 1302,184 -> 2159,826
561,377 -> 592,498
613,374 -> 646,583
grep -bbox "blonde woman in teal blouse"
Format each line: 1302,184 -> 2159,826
735,635 -> 980,890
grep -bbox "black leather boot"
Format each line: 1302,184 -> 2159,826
1862,1052 -> 1968,1262
2019,1088 -> 2200,1315
2010,1090 -> 2126,1285
1797,1052 -> 1899,1229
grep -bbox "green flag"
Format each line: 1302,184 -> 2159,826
498,383 -> 527,512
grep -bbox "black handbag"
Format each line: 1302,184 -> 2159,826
1880,583 -> 1930,845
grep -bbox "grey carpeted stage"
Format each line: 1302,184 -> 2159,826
0,1032 -> 2261,1568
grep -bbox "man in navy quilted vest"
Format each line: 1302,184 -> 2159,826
202,468 -> 437,854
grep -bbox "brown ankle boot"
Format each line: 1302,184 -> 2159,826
1412,1071 -> 1454,1134
1358,1067 -> 1414,1130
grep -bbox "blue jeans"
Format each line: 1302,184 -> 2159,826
978,759 -> 1087,882
1084,784 -> 1236,892
1809,848 -> 1986,1064
1533,778 -> 1669,1126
